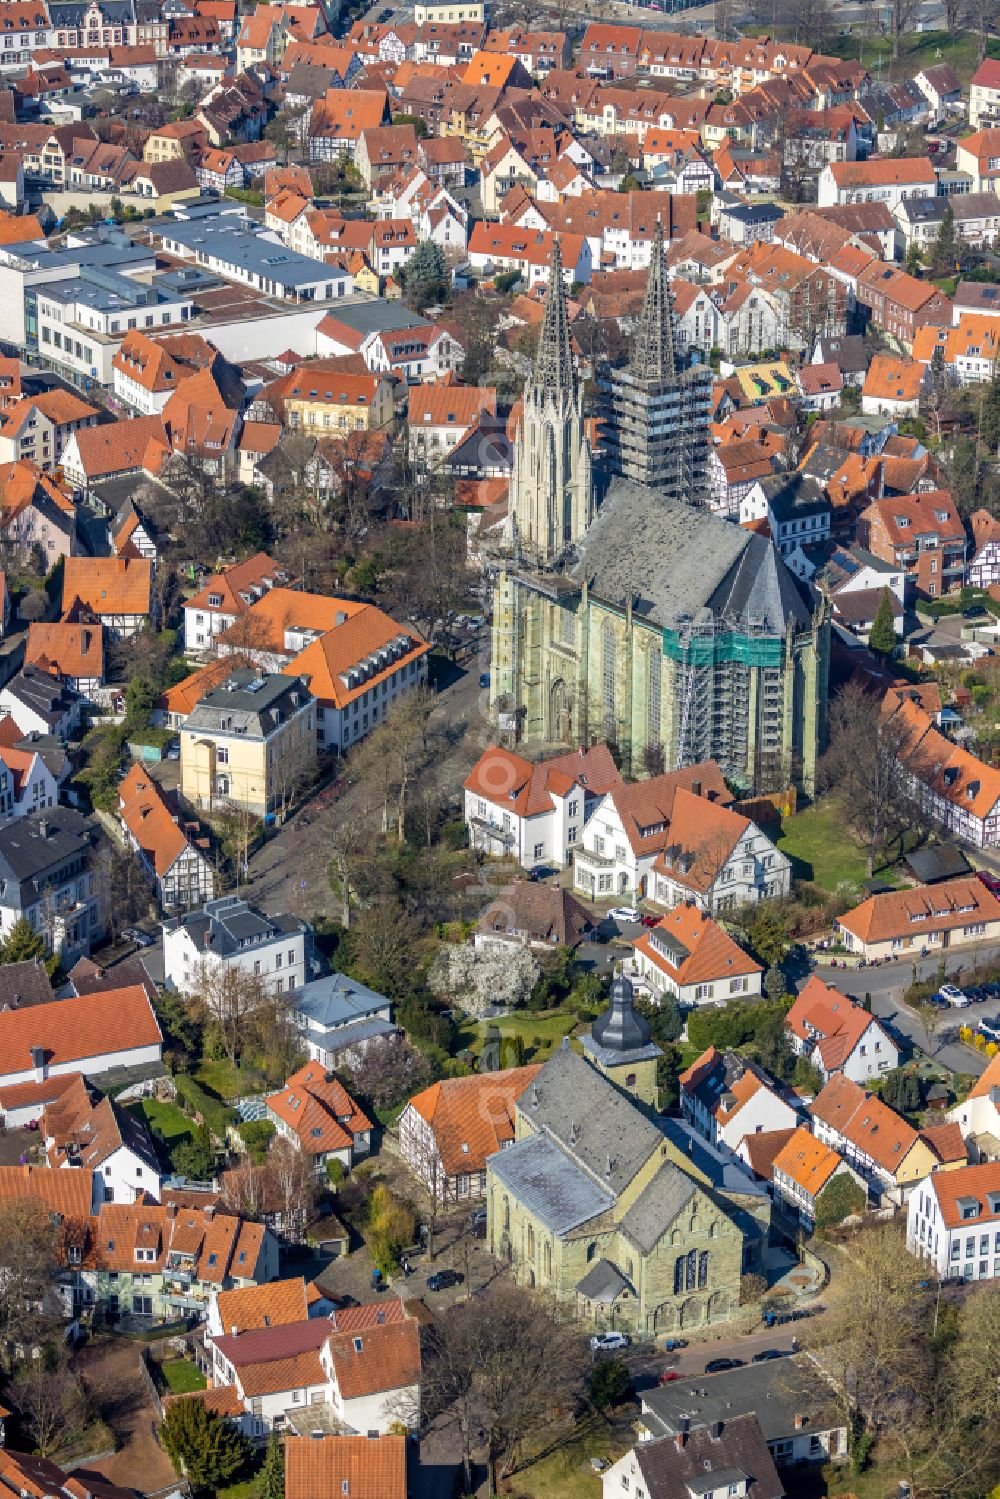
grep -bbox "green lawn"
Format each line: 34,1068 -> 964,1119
159,1358 -> 206,1394
194,1058 -> 266,1101
456,1007 -> 580,1063
509,1412 -> 630,1498
823,27 -> 1000,84
127,1099 -> 194,1169
775,801 -> 868,893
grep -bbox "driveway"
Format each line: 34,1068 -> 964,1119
69,1337 -> 178,1496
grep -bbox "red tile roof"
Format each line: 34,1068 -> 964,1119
838,876 -> 1000,948
325,1317 -> 421,1398
0,986 -> 161,1077
635,905 -> 762,989
929,1160 -> 1000,1228
215,1275 -> 310,1335
285,1434 -> 407,1499
61,556 -> 152,618
407,1065 -> 541,1176
772,1125 -> 843,1197
265,1063 -> 371,1156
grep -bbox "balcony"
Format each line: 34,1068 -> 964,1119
468,816 -> 515,847
574,845 -> 616,870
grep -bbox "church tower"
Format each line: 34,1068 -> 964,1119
603,219 -> 712,504
580,972 -> 661,1111
508,238 -> 594,565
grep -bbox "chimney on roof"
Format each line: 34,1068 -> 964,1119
204,1203 -> 215,1220
165,1202 -> 177,1220
38,818 -> 49,839
29,1045 -> 45,1084
10,992 -> 18,1009
203,927 -> 212,948
709,1420 -> 723,1440
794,1413 -> 808,1430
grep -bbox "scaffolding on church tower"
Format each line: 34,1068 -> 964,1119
601,219 -> 713,506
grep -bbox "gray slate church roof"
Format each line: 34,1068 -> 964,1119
567,480 -> 811,634
489,1130 -> 614,1234
517,1042 -> 663,1198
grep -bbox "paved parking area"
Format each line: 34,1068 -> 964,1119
814,955 -> 1000,1076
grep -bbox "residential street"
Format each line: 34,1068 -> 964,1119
245,640 -> 491,921
810,953 -> 1000,1076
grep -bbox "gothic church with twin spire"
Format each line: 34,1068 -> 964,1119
490,229 -> 830,793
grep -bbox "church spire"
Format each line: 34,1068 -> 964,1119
631,218 -> 677,385
531,237 -> 575,394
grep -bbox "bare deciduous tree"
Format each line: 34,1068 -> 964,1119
268,1135 -> 317,1243
347,1034 -> 430,1114
0,1201 -> 60,1367
423,1284 -> 587,1495
820,681 -> 929,876
10,1360 -> 88,1457
186,960 -> 270,1067
805,1224 -> 926,1455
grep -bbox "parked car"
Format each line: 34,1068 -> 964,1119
978,871 -> 1000,896
705,1357 -> 744,1374
938,984 -> 969,1007
662,1338 -> 688,1351
964,986 -> 988,1005
608,906 -> 642,923
978,1015 -> 1000,1042
640,914 -> 660,928
752,1349 -> 786,1363
590,1331 -> 630,1352
426,1269 -> 463,1292
927,994 -> 950,1010
122,928 -> 154,948
658,1369 -> 680,1383
479,673 -> 490,688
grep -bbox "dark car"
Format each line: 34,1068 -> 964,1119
662,1338 -> 688,1351
705,1357 -> 744,1374
752,1348 -> 786,1363
427,1269 -> 464,1292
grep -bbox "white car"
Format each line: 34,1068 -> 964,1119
939,984 -> 969,1007
590,1331 -> 630,1352
608,906 -> 642,924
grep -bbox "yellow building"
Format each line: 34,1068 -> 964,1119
143,120 -> 207,164
414,0 -> 484,21
268,365 -> 394,436
348,255 -> 381,298
180,669 -> 316,819
732,360 -> 796,405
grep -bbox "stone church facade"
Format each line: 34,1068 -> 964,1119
486,985 -> 765,1335
490,240 -> 830,794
